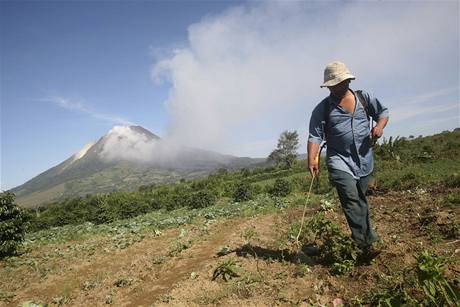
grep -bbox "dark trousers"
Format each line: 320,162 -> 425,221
328,168 -> 379,248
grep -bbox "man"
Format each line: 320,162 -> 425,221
308,61 -> 389,256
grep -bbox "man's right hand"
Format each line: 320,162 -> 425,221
307,141 -> 321,178
309,160 -> 319,177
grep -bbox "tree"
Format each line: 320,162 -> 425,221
267,130 -> 299,168
0,192 -> 28,258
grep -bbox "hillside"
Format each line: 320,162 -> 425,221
1,129 -> 459,306
11,125 -> 265,208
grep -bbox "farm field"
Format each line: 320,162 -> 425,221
1,130 -> 459,306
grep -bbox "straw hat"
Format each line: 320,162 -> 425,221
320,61 -> 356,88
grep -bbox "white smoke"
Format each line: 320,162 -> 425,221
99,126 -> 179,164
153,1 -> 458,157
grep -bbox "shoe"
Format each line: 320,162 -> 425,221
360,245 -> 381,262
302,244 -> 320,256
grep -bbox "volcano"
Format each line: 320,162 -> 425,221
10,125 -> 264,207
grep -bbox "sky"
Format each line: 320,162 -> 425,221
1,0 -> 459,190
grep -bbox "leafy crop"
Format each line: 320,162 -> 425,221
168,239 -> 192,257
212,258 -> 242,282
292,212 -> 359,275
371,250 -> 459,306
414,250 -> 459,306
114,277 -> 133,288
242,226 -> 261,272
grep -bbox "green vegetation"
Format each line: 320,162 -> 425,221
0,192 -> 29,258
1,129 -> 460,305
268,178 -> 292,197
11,129 -> 457,236
212,258 -> 242,282
292,212 -> 359,275
372,129 -> 460,191
371,250 -> 459,306
24,165 -> 308,232
267,130 -> 299,168
233,181 -> 256,202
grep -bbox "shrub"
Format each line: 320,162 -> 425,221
89,195 -> 114,224
188,190 -> 217,209
0,192 -> 28,258
268,178 -> 292,197
293,212 -> 359,275
233,181 -> 255,202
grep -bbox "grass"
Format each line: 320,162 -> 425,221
374,158 -> 460,191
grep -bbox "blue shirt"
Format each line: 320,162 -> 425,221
308,89 -> 389,178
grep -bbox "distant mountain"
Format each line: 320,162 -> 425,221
10,125 -> 265,208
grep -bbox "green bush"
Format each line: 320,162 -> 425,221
88,195 -> 113,224
188,190 -> 217,209
0,192 -> 28,258
233,181 -> 255,202
268,178 -> 292,197
107,192 -> 150,219
293,213 -> 359,275
309,213 -> 358,274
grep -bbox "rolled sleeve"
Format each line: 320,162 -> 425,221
308,101 -> 326,144
363,91 -> 389,121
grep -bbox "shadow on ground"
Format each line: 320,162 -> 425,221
231,244 -> 317,266
229,243 -> 378,267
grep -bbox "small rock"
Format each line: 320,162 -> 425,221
105,295 -> 113,304
333,298 -> 344,306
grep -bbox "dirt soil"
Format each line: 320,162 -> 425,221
1,188 -> 459,306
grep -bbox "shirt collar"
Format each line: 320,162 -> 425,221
328,88 -> 355,105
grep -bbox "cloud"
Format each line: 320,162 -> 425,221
99,126 -> 161,163
152,1 -> 458,157
97,126 -> 230,167
388,87 -> 459,123
399,87 -> 459,106
49,96 -> 135,126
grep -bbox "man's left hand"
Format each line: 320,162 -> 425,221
371,126 -> 384,138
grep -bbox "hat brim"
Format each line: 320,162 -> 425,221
320,74 -> 356,88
